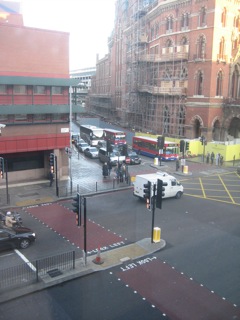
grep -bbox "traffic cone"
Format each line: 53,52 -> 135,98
92,246 -> 104,265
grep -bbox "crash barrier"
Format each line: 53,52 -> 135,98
58,173 -> 132,197
0,250 -> 75,291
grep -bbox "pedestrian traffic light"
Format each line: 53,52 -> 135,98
156,179 -> 167,209
0,157 -> 4,179
143,181 -> 151,210
157,136 -> 165,149
49,153 -> 55,173
72,193 -> 81,226
180,140 -> 185,152
185,141 -> 189,151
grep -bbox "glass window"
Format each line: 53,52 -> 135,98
33,86 -> 46,94
52,86 -> 63,94
13,85 -> 26,94
0,85 -> 6,94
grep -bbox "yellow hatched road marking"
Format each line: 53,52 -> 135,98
199,178 -> 206,198
218,175 -> 236,204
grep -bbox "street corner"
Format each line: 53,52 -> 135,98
15,196 -> 54,207
174,170 -> 193,176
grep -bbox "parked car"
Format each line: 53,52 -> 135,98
125,151 -> 142,165
77,142 -> 90,153
84,147 -> 99,159
0,226 -> 36,251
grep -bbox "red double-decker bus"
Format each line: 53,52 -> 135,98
132,136 -> 179,161
104,128 -> 127,146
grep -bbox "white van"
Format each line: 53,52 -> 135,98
133,172 -> 183,200
98,148 -> 125,166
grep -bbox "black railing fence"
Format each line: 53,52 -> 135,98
0,250 -> 75,291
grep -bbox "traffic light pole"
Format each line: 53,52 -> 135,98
55,155 -> 59,197
151,184 -> 156,243
5,159 -> 9,204
83,197 -> 87,266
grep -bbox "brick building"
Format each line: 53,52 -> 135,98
89,0 -> 240,143
0,1 -> 79,183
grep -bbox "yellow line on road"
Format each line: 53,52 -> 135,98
199,178 -> 206,198
218,175 -> 236,204
184,193 -> 240,205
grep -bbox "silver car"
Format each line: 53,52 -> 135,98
84,147 -> 99,158
77,142 -> 90,153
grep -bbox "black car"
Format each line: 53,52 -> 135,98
125,151 -> 141,165
0,226 -> 36,251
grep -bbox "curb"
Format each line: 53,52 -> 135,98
0,238 -> 166,303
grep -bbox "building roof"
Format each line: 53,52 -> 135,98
0,76 -> 80,87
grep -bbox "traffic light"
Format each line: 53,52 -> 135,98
0,157 -> 4,179
122,144 -> 128,156
157,136 -> 165,149
185,141 -> 190,151
107,141 -> 113,153
72,193 -> 81,226
180,140 -> 185,152
156,179 -> 167,209
200,136 -> 205,145
143,181 -> 151,210
49,153 -> 55,173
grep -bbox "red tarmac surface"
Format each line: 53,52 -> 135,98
25,203 -> 127,254
117,258 -> 240,320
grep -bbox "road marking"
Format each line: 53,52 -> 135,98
199,178 -> 206,198
218,175 -> 236,204
14,249 -> 36,272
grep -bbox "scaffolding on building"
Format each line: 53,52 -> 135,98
123,0 -> 188,137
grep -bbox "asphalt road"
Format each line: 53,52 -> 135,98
1,186 -> 240,319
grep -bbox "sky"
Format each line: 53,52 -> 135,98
20,0 -> 116,71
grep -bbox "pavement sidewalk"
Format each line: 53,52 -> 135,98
0,238 -> 166,303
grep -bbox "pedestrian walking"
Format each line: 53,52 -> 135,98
176,158 -> 180,171
49,171 -> 54,187
102,162 -> 108,178
210,152 -> 214,165
206,152 -> 210,164
107,159 -> 112,176
216,153 -> 220,166
220,155 -> 224,166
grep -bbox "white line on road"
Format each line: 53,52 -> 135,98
14,249 -> 36,272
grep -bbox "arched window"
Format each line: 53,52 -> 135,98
221,8 -> 227,27
233,14 -> 240,31
196,70 -> 203,95
216,70 -> 223,96
199,7 -> 207,27
166,38 -> 174,53
218,37 -> 225,60
196,35 -> 206,59
166,16 -> 173,33
178,106 -> 185,136
181,13 -> 189,30
155,23 -> 159,37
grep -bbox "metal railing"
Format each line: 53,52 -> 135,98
0,250 -> 75,291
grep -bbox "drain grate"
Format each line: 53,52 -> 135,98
47,269 -> 63,278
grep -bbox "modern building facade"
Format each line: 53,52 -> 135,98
89,0 -> 240,143
0,1 -> 79,183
